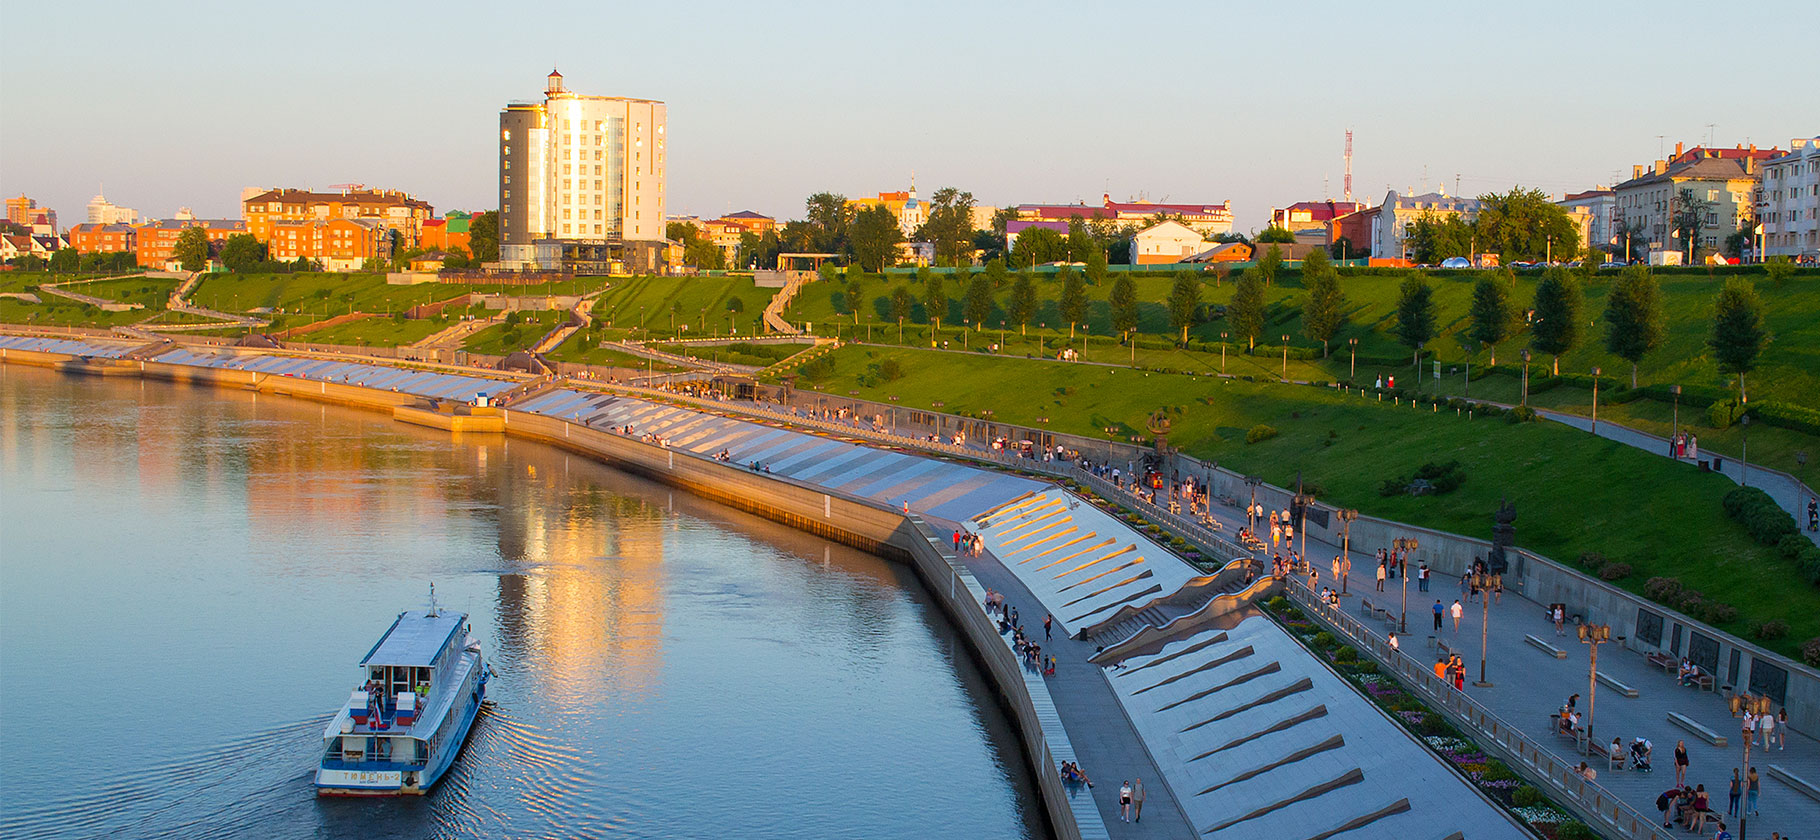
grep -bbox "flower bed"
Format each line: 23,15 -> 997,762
1260,595 -> 1597,839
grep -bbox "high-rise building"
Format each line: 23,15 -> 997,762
498,69 -> 667,273
1758,137 -> 1819,260
87,189 -> 139,225
6,195 -> 56,234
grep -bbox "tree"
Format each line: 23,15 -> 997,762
1329,235 -> 1366,260
1257,244 -> 1283,286
1404,214 -> 1473,263
805,192 -> 849,253
917,187 -> 976,267
665,222 -> 725,270
1763,256 -> 1795,287
1300,249 -> 1346,356
49,247 -> 79,272
174,227 -> 212,272
1671,188 -> 1711,263
1257,226 -> 1296,244
1473,186 -> 1582,261
890,285 -> 913,324
1603,264 -> 1665,387
1010,226 -> 1066,267
1467,274 -> 1512,365
219,233 -> 267,273
1709,276 -> 1767,402
1167,271 -> 1202,344
1529,267 -> 1583,374
922,270 -> 947,328
1228,272 -> 1267,350
980,256 -> 1009,291
467,211 -> 499,263
1395,273 -> 1437,370
848,204 -> 904,272
963,272 -> 994,329
1009,271 -> 1037,334
1109,274 -> 1138,338
1083,238 -> 1108,285
1060,269 -> 1087,335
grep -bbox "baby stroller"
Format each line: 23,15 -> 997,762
1629,739 -> 1653,772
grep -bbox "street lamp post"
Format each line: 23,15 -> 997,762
1244,475 -> 1263,535
1741,412 -> 1752,487
1349,337 -> 1358,380
1578,622 -> 1612,757
1472,568 -> 1494,687
1739,693 -> 1773,840
1338,509 -> 1359,595
1393,536 -> 1419,632
1220,332 -> 1229,375
1520,349 -> 1532,406
1281,334 -> 1290,380
1670,385 -> 1682,457
1590,366 -> 1601,434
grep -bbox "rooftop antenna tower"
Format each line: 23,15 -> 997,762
1343,129 -> 1354,202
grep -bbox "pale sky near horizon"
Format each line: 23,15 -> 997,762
3,0 -> 1815,232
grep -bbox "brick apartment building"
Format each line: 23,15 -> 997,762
66,223 -> 137,254
266,218 -> 389,272
133,219 -> 246,269
243,188 -> 433,249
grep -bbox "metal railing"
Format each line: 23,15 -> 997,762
1283,582 -> 1678,840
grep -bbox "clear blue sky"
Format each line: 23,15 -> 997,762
3,0 -> 1815,231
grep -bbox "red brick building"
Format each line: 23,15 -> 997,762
67,223 -> 136,254
133,219 -> 245,269
266,218 -> 388,271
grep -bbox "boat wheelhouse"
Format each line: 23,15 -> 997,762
315,601 -> 488,796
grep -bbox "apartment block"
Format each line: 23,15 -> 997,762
243,188 -> 432,249
67,223 -> 137,254
266,218 -> 389,272
1758,137 -> 1820,259
133,218 -> 246,269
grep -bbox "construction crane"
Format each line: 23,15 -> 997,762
1343,130 -> 1353,202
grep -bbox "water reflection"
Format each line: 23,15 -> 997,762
0,365 -> 1043,839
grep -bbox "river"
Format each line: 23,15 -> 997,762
0,364 -> 1043,839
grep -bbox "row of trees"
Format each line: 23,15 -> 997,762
1403,187 -> 1592,264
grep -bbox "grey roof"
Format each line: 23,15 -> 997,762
1616,156 -> 1759,190
360,610 -> 465,668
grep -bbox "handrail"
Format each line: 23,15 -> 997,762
1283,581 -> 1679,840
1088,575 -> 1281,666
1078,556 -> 1253,640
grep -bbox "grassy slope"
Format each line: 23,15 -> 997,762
589,275 -> 774,337
799,343 -> 1820,654
461,311 -> 565,356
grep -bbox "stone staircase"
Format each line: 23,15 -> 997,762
1090,605 -> 1175,648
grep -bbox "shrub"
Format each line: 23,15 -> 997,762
1599,563 -> 1632,581
1778,533 -> 1810,560
1577,552 -> 1607,573
1556,822 -> 1598,840
1512,785 -> 1544,807
1245,424 -> 1279,444
877,358 -> 904,381
1353,660 -> 1377,674
1508,405 -> 1539,423
1419,712 -> 1455,736
1724,486 -> 1800,546
1751,620 -> 1790,641
1643,576 -> 1684,603
1311,631 -> 1337,649
1804,637 -> 1820,667
1708,400 -> 1735,429
1266,596 -> 1289,610
1283,607 -> 1305,621
1333,645 -> 1358,663
1483,760 -> 1519,782
1801,545 -> 1820,586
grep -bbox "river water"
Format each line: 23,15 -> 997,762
0,365 -> 1043,839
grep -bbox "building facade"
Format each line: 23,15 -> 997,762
1015,194 -> 1234,238
1612,143 -> 1778,259
6,195 -> 55,233
87,191 -> 139,225
132,219 -> 245,269
67,223 -> 136,254
1130,220 -> 1209,264
1328,206 -> 1377,257
847,187 -> 927,237
1272,200 -> 1367,235
243,188 -> 432,249
498,69 -> 667,273
1556,189 -> 1615,254
1368,190 -> 1483,262
420,212 -> 473,255
1758,137 -> 1820,259
266,218 -> 389,271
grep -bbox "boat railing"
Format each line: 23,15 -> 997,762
319,755 -> 428,772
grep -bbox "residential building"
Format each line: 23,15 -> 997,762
1181,242 -> 1252,263
847,185 -> 929,237
420,212 -> 472,255
243,187 -> 433,249
265,218 -> 389,271
1369,190 -> 1484,262
1,234 -> 58,262
1015,194 -> 1234,238
6,195 -> 55,232
1758,137 -> 1820,259
1328,206 -> 1377,257
1131,220 -> 1210,264
1556,189 -> 1615,254
498,69 -> 667,273
1611,142 -> 1779,258
67,223 -> 137,254
669,215 -> 750,264
87,190 -> 139,225
1272,200 -> 1367,236
132,218 -> 246,270
720,210 -> 776,236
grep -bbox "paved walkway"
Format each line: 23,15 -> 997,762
1538,407 -> 1820,548
1278,524 -> 1820,839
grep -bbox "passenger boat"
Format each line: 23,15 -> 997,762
316,588 -> 489,795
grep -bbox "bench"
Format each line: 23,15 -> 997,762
1647,651 -> 1676,674
1596,671 -> 1639,698
1526,634 -> 1568,659
1360,598 -> 1375,617
1766,764 -> 1820,803
1437,639 -> 1455,658
1666,711 -> 1728,747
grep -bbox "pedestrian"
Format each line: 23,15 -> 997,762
1119,780 -> 1132,822
1388,632 -> 1399,653
1746,766 -> 1759,816
1132,777 -> 1146,822
1451,599 -> 1463,633
1418,563 -> 1430,592
1553,604 -> 1566,636
1758,704 -> 1775,748
1674,740 -> 1689,787
1433,600 -> 1444,631
1376,562 -> 1386,592
1728,769 -> 1741,817
1044,614 -> 1052,641
1743,710 -> 1757,748
1777,707 -> 1788,749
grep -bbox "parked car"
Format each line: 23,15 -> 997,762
1440,257 -> 1472,269
1599,261 -> 1628,269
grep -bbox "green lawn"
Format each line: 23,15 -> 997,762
462,311 -> 565,356
786,268 -> 1820,411
69,277 -> 180,308
548,339 -> 684,371
0,298 -> 153,328
590,275 -> 775,338
297,316 -> 451,347
188,272 -> 616,319
795,343 -> 1820,655
667,341 -> 806,368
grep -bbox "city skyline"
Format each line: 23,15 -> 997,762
3,0 -> 1816,229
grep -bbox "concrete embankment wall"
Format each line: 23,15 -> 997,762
0,349 -> 1097,840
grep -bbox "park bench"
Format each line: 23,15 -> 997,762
1595,671 -> 1639,698
1666,711 -> 1727,747
1766,765 -> 1820,803
1360,598 -> 1375,617
1437,639 -> 1455,658
1647,651 -> 1676,673
1526,634 -> 1568,659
